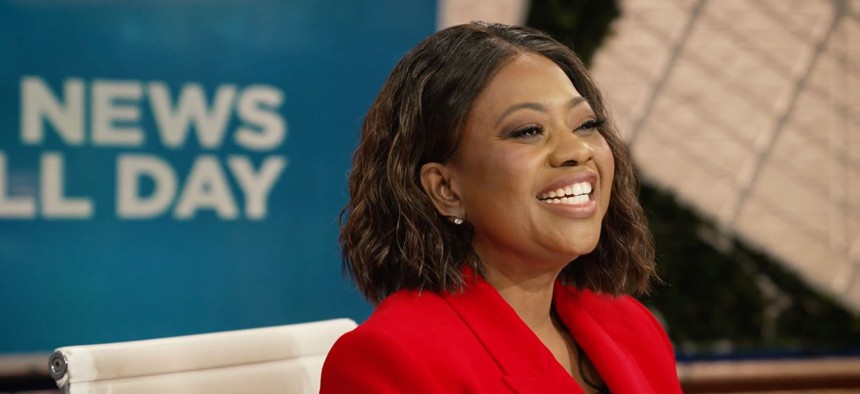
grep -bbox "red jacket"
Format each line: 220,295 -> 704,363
321,272 -> 682,393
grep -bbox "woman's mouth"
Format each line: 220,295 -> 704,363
537,181 -> 593,205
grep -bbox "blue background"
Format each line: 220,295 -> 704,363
0,0 -> 436,352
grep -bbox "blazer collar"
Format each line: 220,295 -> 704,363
442,268 -> 582,393
441,268 -> 655,394
553,282 -> 654,394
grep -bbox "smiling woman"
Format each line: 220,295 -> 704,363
321,22 -> 682,394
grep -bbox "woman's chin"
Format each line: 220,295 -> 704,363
543,242 -> 599,267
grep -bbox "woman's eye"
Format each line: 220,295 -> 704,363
509,125 -> 544,139
576,118 -> 605,133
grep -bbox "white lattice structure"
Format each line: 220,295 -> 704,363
590,0 -> 860,312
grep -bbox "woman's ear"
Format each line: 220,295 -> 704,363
420,162 -> 463,219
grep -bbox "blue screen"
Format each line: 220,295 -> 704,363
0,0 -> 436,352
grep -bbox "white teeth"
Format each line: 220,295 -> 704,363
543,193 -> 590,205
538,181 -> 594,201
547,196 -> 577,205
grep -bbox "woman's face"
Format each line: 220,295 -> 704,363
448,53 -> 614,273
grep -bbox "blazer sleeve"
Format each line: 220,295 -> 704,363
320,326 -> 446,394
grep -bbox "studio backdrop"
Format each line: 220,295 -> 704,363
0,0 -> 436,353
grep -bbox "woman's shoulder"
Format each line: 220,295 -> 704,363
327,288 -> 481,358
555,284 -> 675,352
320,289 -> 494,393
321,312 -> 447,393
557,284 -> 665,331
358,289 -> 458,332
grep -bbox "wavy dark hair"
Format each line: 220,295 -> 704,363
341,22 -> 656,304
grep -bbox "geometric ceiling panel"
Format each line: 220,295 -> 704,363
591,0 -> 860,311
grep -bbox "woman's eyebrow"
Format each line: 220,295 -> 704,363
495,96 -> 588,126
495,102 -> 545,125
567,96 -> 587,109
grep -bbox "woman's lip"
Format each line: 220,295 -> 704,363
539,198 -> 598,218
536,171 -> 599,197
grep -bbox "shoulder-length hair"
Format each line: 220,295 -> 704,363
341,22 -> 656,304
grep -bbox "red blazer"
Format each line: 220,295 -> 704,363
321,272 -> 682,393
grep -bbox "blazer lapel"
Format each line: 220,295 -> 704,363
443,269 -> 583,394
553,282 -> 654,394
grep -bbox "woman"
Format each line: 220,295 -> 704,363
321,22 -> 682,393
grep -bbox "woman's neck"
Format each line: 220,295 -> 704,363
481,262 -> 561,332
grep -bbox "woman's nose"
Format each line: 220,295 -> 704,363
548,129 -> 595,167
